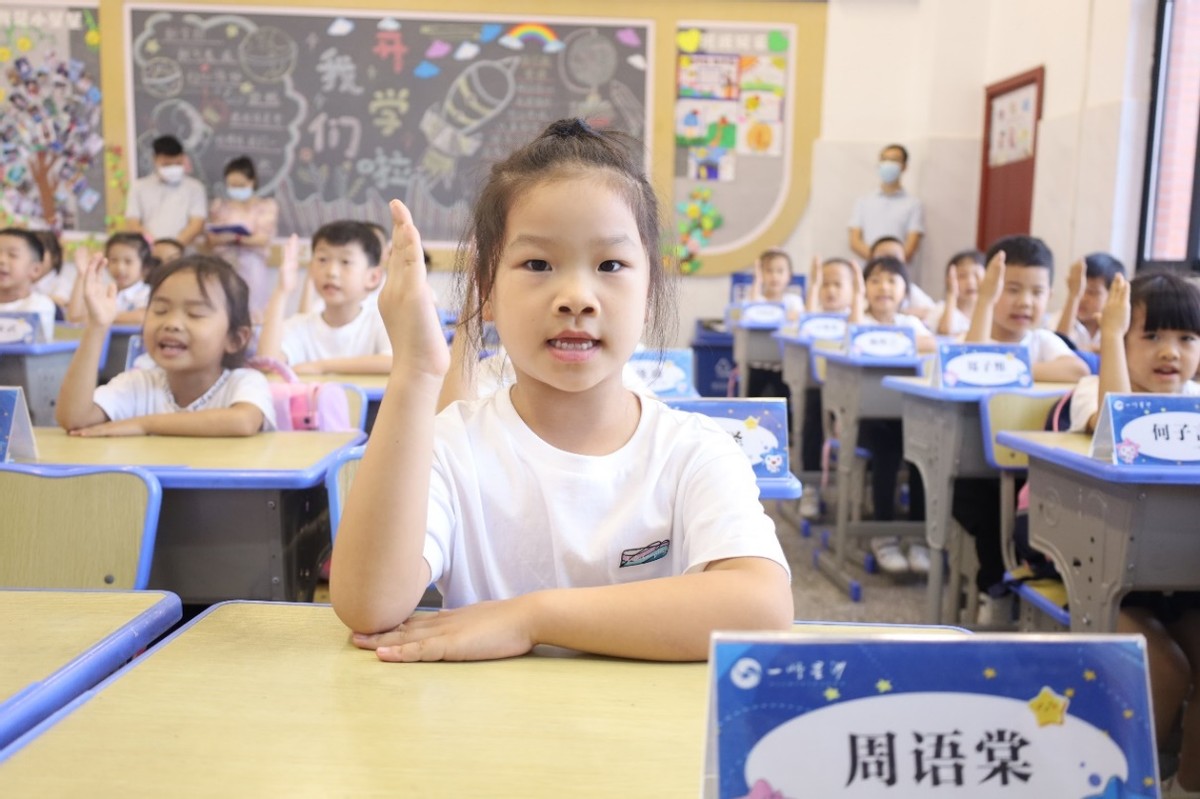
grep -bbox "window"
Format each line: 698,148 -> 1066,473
1140,0 -> 1200,272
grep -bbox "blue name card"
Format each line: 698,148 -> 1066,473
846,324 -> 916,359
1092,393 -> 1200,464
731,302 -> 787,330
0,387 -> 38,462
937,343 -> 1032,389
796,312 -> 848,342
627,348 -> 698,399
0,312 -> 43,345
705,633 -> 1157,799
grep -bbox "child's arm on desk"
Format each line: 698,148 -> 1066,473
56,253 -> 113,431
293,353 -> 392,375
256,234 -> 299,363
1031,353 -> 1090,383
1088,274 -> 1131,432
70,404 -> 265,437
332,200 -> 449,633
965,250 -> 1004,343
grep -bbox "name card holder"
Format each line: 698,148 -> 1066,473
0,312 -> 44,345
704,633 -> 1157,798
936,343 -> 1032,389
627,348 -> 696,398
845,324 -> 916,359
1091,392 -> 1200,464
728,302 -> 787,331
795,312 -> 848,342
0,386 -> 38,462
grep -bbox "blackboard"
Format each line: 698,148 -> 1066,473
0,4 -> 106,231
127,7 -> 652,243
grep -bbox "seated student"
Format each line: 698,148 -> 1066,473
1055,252 -> 1125,353
848,256 -> 931,575
744,248 -> 803,418
67,233 -> 153,326
333,119 -> 792,663
955,235 -> 1090,617
932,249 -> 985,338
1057,272 -> 1199,796
32,231 -> 75,315
0,228 -> 57,341
258,222 -> 391,375
869,235 -> 936,320
55,253 -> 275,437
151,238 -> 186,267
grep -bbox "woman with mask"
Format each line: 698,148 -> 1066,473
847,143 -> 925,263
207,156 -> 279,317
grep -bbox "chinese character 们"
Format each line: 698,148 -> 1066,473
846,733 -> 897,787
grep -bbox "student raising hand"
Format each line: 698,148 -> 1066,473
848,259 -> 867,324
806,255 -> 822,311
966,249 -> 1006,343
380,199 -> 449,381
276,234 -> 301,296
80,251 -> 116,328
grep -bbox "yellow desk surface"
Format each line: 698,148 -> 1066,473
0,604 -> 963,796
29,428 -> 361,471
999,430 -> 1092,456
0,591 -> 169,704
298,372 -> 388,390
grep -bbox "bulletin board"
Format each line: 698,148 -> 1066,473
125,5 -> 652,243
0,4 -> 107,231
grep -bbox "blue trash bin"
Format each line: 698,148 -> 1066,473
690,319 -> 734,397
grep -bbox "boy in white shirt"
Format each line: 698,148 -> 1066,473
1054,252 -> 1125,353
258,222 -> 392,374
0,228 -> 57,341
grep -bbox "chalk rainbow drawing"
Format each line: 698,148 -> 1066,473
502,23 -> 563,52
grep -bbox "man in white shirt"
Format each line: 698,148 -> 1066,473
124,135 -> 207,245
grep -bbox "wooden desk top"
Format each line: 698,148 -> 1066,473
0,591 -> 179,706
883,376 -> 1074,401
29,429 -> 363,489
0,602 -> 707,795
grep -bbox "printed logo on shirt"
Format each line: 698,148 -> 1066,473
620,540 -> 670,568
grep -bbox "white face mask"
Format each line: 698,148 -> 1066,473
878,160 -> 903,184
157,164 -> 185,185
226,185 -> 254,202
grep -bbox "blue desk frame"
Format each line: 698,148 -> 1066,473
0,589 -> 181,752
0,341 -> 80,426
99,325 -> 140,384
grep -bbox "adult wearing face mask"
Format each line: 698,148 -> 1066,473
206,156 -> 279,316
124,134 -> 208,246
848,143 -> 925,263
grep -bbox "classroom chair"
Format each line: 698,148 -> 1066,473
325,444 -> 366,540
0,464 -> 162,590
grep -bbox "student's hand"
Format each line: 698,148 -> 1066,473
806,255 -> 821,306
351,598 -> 537,662
69,417 -> 147,437
80,252 -> 116,328
380,199 -> 450,382
977,250 -> 1006,307
72,244 -> 91,273
1099,273 -> 1130,338
1066,259 -> 1084,298
850,258 -> 866,320
277,234 -> 301,295
945,265 -> 959,299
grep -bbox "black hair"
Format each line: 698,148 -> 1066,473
0,228 -> 46,263
1129,271 -> 1200,336
985,235 -> 1055,282
312,220 -> 382,267
1083,252 -> 1125,288
758,247 -> 793,271
152,135 -> 184,157
863,255 -> 909,292
881,143 -> 909,165
35,231 -> 63,274
223,156 -> 257,186
458,117 -> 674,355
147,255 -> 253,368
105,232 -> 152,272
946,249 -> 984,273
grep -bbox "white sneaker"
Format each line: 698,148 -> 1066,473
799,486 -> 821,519
906,544 -> 931,575
871,537 -> 909,574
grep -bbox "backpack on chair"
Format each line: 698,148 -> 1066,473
248,356 -> 352,432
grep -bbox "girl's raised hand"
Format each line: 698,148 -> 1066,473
978,250 -> 1006,306
1099,273 -> 1130,338
1066,259 -> 1084,298
945,264 -> 959,299
278,234 -> 301,295
380,199 -> 450,381
80,252 -> 116,328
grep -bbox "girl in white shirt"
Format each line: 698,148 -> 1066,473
333,119 -> 793,663
66,232 -> 152,326
56,254 -> 275,436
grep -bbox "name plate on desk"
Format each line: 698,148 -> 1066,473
0,386 -> 37,462
705,634 -> 1157,799
1092,393 -> 1200,464
733,302 -> 787,329
796,312 -> 848,341
937,343 -> 1032,388
0,312 -> 43,344
846,324 -> 916,359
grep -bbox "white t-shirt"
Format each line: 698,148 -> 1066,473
0,292 -> 56,341
849,188 -> 925,245
93,366 -> 277,431
865,310 -> 932,335
116,281 -> 151,313
35,261 -> 78,305
930,301 -> 971,336
425,387 -> 790,608
1016,328 -> 1074,364
125,174 -> 208,241
1068,375 -> 1200,433
280,306 -> 392,365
